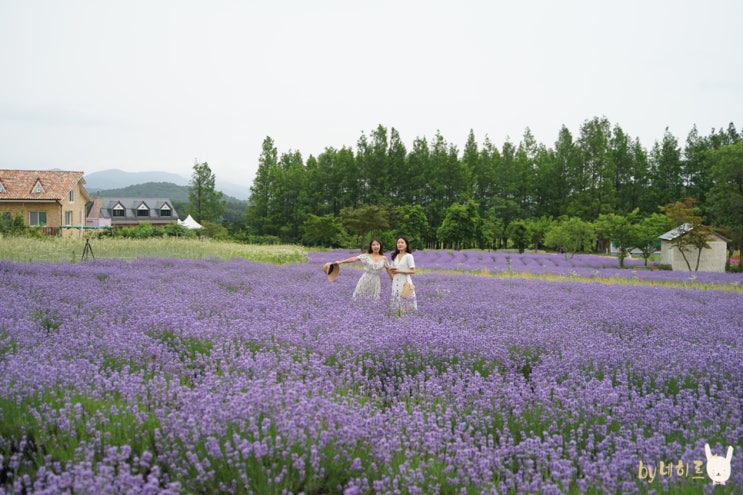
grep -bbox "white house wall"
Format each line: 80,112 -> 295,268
665,240 -> 727,272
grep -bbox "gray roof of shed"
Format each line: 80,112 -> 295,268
659,223 -> 692,241
659,223 -> 730,242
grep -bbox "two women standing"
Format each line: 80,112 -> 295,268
333,237 -> 416,312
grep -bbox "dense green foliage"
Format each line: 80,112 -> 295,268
7,118 -> 740,259
0,211 -> 44,238
244,119 -> 742,253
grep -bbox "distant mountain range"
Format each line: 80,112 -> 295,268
83,169 -> 250,200
89,182 -> 193,203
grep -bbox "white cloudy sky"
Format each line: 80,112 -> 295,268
1,0 -> 741,188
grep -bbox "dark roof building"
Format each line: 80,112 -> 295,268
88,197 -> 180,227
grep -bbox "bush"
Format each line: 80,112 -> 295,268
119,223 -> 155,239
162,222 -> 195,238
234,233 -> 283,245
727,260 -> 742,273
93,227 -> 116,238
198,221 -> 230,240
0,211 -> 42,237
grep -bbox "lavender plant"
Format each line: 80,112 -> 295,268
313,250 -> 742,290
0,257 -> 741,494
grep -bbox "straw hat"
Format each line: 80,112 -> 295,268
323,262 -> 340,282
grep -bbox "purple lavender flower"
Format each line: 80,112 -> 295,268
0,257 -> 741,493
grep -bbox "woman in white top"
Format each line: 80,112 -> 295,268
335,239 -> 390,298
388,236 -> 416,313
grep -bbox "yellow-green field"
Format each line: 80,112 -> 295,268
0,237 -> 307,265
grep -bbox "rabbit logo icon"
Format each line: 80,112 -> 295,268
705,443 -> 733,485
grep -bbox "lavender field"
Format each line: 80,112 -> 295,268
1,253 -> 742,494
314,249 -> 743,288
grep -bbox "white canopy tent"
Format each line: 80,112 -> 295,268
177,214 -> 203,230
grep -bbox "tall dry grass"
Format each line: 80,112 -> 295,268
0,236 -> 307,264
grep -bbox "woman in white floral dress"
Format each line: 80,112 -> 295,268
388,236 -> 416,313
335,239 -> 390,298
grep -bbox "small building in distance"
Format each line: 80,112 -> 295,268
659,224 -> 729,272
87,197 -> 180,228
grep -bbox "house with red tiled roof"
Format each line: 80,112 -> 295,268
0,169 -> 91,237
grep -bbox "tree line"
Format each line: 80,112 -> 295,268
241,117 -> 742,257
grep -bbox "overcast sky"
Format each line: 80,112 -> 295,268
1,0 -> 741,189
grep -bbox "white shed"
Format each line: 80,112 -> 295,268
659,224 -> 729,272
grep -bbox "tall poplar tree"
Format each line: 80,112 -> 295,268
305,150 -> 338,216
188,161 -> 225,223
708,141 -> 743,250
405,136 -> 431,208
611,125 -> 646,214
492,139 -> 520,229
473,135 -> 500,216
461,130 -> 479,203
387,128 -> 408,203
246,137 -> 279,235
682,126 -> 711,207
426,131 -> 465,230
648,128 -> 684,208
514,128 -> 540,218
277,150 -> 305,242
336,146 -> 360,209
539,126 -> 577,218
356,125 -> 391,205
571,116 -> 615,219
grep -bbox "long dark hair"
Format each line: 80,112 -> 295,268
392,236 -> 412,260
367,238 -> 384,254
